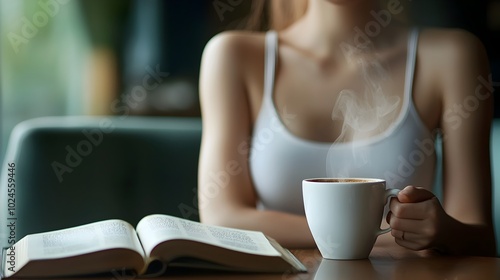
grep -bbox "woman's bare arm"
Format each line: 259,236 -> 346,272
438,29 -> 496,255
198,32 -> 315,248
389,29 -> 496,256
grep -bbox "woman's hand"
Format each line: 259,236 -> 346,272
387,185 -> 453,252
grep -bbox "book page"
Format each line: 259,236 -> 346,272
136,215 -> 281,257
27,220 -> 145,260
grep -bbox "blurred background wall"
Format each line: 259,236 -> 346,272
1,0 -> 499,162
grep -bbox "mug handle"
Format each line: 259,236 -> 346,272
376,188 -> 400,235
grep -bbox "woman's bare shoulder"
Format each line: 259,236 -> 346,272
202,30 -> 266,64
200,30 -> 267,103
418,27 -> 487,64
417,28 -> 489,93
199,30 -> 268,113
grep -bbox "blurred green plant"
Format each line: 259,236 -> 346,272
0,0 -> 91,161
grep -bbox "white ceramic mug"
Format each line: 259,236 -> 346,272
303,178 -> 399,260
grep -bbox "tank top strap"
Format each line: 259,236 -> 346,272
404,28 -> 419,101
264,31 -> 278,100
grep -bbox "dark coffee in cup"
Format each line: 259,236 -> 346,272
305,178 -> 378,183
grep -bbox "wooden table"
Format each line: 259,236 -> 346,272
8,239 -> 500,280
155,236 -> 500,280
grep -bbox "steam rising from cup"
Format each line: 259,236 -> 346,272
326,42 -> 401,178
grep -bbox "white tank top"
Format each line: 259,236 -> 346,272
249,29 -> 437,215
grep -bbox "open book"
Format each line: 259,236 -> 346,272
2,214 -> 306,278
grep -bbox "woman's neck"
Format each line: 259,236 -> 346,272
283,0 -> 387,57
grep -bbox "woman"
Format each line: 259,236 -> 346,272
198,0 -> 496,256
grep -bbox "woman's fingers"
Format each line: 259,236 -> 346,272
397,185 -> 435,203
389,197 -> 441,220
